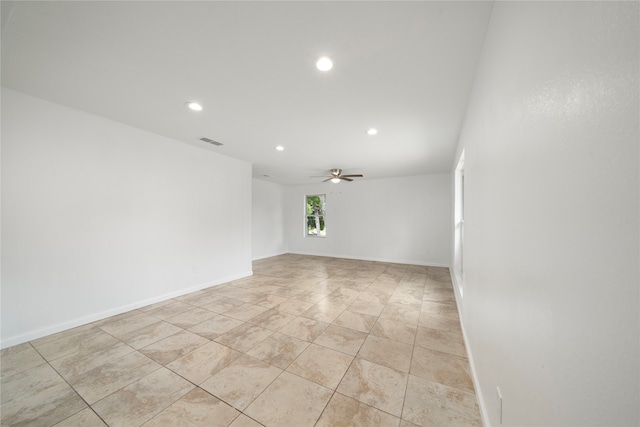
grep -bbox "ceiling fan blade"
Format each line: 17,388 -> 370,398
317,170 -> 363,183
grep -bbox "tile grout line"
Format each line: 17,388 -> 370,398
398,268 -> 422,424
309,271 -> 382,427
26,341 -> 113,427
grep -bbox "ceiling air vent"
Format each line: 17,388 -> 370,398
200,137 -> 223,146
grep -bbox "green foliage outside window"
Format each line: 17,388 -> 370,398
306,194 -> 326,237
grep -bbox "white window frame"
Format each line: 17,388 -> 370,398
454,151 -> 465,297
305,194 -> 326,238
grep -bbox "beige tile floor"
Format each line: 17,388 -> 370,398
0,254 -> 482,427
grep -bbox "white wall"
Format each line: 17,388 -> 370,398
287,174 -> 450,266
252,178 -> 287,260
1,89 -> 253,348
453,2 -> 639,426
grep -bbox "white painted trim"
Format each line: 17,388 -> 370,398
451,270 -> 490,427
0,270 -> 253,349
287,251 -> 449,268
252,251 -> 288,261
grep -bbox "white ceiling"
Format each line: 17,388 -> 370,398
1,1 -> 493,185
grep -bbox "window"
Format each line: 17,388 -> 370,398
306,194 -> 326,237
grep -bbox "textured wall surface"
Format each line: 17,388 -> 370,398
453,2 -> 639,426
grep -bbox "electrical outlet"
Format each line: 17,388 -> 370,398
496,386 -> 503,424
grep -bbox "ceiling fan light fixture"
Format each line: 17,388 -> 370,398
316,56 -> 333,71
331,178 -> 341,183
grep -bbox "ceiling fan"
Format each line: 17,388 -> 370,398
317,168 -> 364,183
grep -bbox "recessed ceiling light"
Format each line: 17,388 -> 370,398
367,128 -> 378,135
316,56 -> 333,71
275,145 -> 284,151
187,102 -> 203,111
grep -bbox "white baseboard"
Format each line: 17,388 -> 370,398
0,270 -> 253,349
286,251 -> 449,268
450,270 -> 490,427
252,251 -> 288,261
